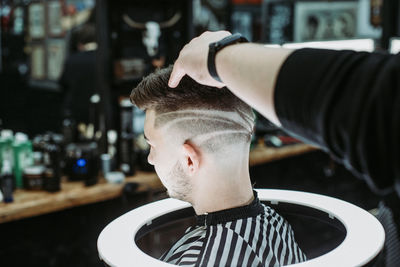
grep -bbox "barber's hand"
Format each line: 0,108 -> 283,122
169,31 -> 231,88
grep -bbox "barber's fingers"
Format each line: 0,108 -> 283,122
169,59 -> 226,88
169,61 -> 226,88
169,31 -> 231,88
169,60 -> 186,88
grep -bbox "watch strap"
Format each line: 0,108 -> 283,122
208,33 -> 248,83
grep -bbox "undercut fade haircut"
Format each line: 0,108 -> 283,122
130,66 -> 255,152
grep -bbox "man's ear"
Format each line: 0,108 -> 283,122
181,142 -> 200,176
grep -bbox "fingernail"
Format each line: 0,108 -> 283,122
168,79 -> 176,88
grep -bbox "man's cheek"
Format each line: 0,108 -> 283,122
154,165 -> 168,187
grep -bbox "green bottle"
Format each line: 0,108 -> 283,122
13,133 -> 33,188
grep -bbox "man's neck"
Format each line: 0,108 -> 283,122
191,161 -> 254,215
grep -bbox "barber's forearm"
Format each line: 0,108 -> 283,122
216,43 -> 293,126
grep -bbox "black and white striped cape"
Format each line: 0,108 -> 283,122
160,192 -> 307,266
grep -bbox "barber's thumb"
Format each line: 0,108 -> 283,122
169,65 -> 185,88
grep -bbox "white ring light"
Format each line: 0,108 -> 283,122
97,189 -> 385,267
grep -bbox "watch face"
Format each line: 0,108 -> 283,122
206,0 -> 227,10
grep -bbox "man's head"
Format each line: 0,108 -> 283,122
130,66 -> 254,202
75,24 -> 96,51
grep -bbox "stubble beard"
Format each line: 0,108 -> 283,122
166,161 -> 192,203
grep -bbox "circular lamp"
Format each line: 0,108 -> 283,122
98,189 -> 385,267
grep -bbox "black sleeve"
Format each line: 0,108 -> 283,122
274,48 -> 400,195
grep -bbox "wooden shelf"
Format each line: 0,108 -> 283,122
0,144 -> 316,224
0,171 -> 163,224
249,143 -> 316,166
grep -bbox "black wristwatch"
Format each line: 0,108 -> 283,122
208,33 -> 248,83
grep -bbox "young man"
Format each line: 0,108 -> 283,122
130,66 -> 307,266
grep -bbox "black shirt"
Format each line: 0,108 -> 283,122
275,48 -> 400,196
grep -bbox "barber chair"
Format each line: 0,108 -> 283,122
97,189 -> 385,266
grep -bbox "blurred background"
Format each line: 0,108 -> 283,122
0,0 -> 398,266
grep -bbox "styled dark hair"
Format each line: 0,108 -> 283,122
76,23 -> 96,45
130,66 -> 255,150
130,65 -> 253,115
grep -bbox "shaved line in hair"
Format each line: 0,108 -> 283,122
190,130 -> 251,145
155,109 -> 255,134
153,109 -> 255,151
